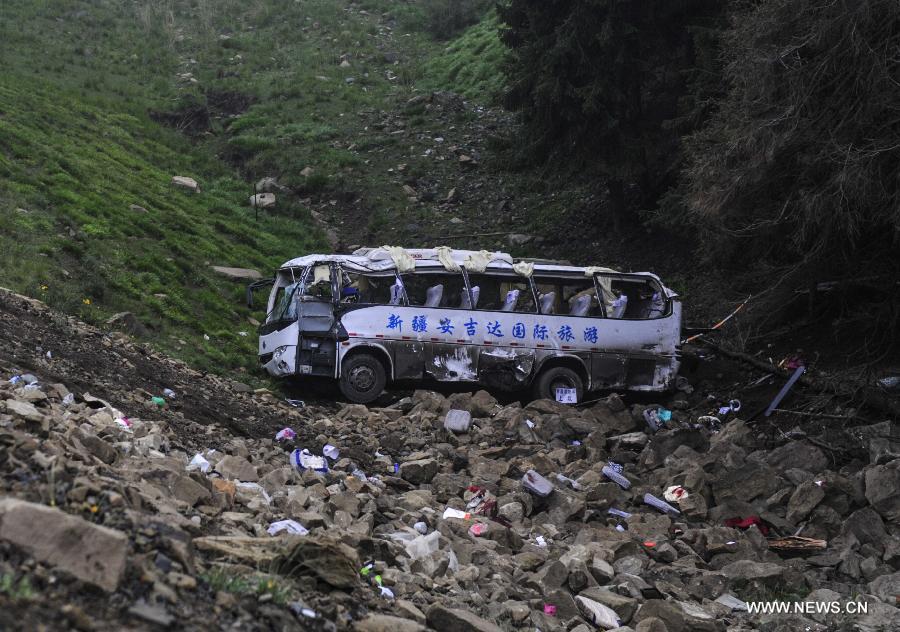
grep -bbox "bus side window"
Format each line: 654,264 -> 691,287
464,274 -> 537,312
341,271 -> 397,305
533,277 -> 602,317
607,279 -> 668,319
400,272 -> 466,308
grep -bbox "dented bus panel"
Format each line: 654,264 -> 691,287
254,248 -> 682,404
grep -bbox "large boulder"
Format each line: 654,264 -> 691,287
0,498 -> 128,591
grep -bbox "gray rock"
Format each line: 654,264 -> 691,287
721,560 -> 785,584
171,175 -> 199,191
469,390 -> 497,417
425,604 -> 503,632
633,599 -> 717,632
354,614 -> 425,632
171,475 -> 211,506
764,442 -> 828,474
210,266 -> 262,281
400,458 -> 439,485
869,571 -> 900,604
4,399 -> 42,422
129,599 -> 174,627
786,480 -> 825,523
78,433 -> 118,464
865,459 -> 900,521
215,455 -> 258,481
105,311 -> 146,335
0,498 -> 127,591
249,192 -> 276,208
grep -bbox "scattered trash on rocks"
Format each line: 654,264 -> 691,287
275,427 -> 296,441
442,507 -> 471,521
468,523 -> 488,537
267,519 -> 309,536
663,485 -> 689,503
724,515 -> 770,535
1,284 -> 898,632
290,448 -> 328,472
643,406 -> 672,431
601,462 -> 631,489
643,493 -> 681,515
521,469 -> 553,496
717,398 -> 742,416
322,444 -> 340,460
186,453 -> 211,473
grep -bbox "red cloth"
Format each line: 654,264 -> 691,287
724,515 -> 770,536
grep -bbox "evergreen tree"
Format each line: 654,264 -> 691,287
498,0 -> 722,225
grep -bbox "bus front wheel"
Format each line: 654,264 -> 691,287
339,352 -> 387,404
533,366 -> 584,403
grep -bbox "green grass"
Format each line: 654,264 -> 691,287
201,569 -> 292,605
421,11 -> 506,102
0,573 -> 35,601
0,0 -> 511,375
0,74 -> 322,372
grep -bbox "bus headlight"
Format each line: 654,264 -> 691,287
273,345 -> 288,359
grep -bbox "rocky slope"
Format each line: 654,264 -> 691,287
1,286 -> 898,631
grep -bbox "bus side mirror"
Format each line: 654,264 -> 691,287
246,278 -> 275,309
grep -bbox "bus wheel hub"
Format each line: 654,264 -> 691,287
349,366 -> 375,391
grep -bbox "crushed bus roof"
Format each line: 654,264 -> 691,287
277,247 -> 670,289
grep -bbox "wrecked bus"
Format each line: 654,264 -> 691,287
251,247 -> 682,404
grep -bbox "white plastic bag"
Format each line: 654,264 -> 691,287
267,519 -> 309,536
187,453 -> 211,473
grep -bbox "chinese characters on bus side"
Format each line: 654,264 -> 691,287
385,314 -> 600,343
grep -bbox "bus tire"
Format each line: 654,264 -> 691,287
533,366 -> 584,403
339,352 -> 387,404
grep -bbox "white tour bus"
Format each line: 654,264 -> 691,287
250,247 -> 682,404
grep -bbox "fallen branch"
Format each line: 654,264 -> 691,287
698,339 -> 900,419
771,408 -> 873,422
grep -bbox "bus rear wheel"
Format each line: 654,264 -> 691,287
533,366 -> 584,403
339,352 -> 387,404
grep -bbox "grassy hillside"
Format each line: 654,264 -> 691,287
0,0 -> 516,375
0,74 -> 322,372
421,12 -> 506,102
